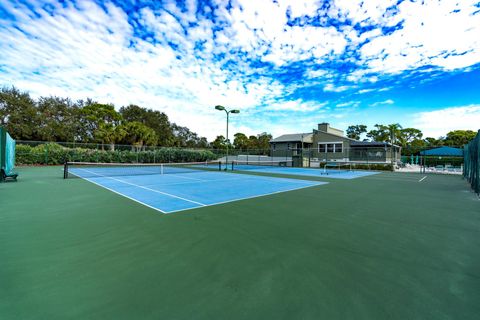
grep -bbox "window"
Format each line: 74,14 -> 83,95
273,143 -> 276,151
318,142 -> 343,153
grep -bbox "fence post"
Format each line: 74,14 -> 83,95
45,144 -> 49,165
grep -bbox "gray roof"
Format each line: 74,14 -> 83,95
314,129 -> 356,141
350,141 -> 401,148
270,133 -> 313,143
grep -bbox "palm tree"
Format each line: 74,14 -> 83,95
387,123 -> 402,145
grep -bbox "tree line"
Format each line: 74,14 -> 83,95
2,86 -> 475,152
346,124 -> 476,148
211,132 -> 272,151
0,86 -> 271,150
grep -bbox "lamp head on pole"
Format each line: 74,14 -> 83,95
215,105 -> 226,111
230,110 -> 240,114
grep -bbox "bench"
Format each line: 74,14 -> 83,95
1,168 -> 18,182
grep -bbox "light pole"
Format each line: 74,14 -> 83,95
215,105 -> 240,170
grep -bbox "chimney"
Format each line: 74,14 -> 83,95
317,123 -> 345,136
318,123 -> 330,132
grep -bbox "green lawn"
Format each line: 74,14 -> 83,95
1,166 -> 479,319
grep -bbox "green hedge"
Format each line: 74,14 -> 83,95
318,162 -> 393,171
352,163 -> 393,171
16,143 -> 217,165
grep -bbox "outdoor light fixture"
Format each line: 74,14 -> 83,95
214,105 -> 240,170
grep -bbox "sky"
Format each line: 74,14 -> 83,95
1,0 -> 480,141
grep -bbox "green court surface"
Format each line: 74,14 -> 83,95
1,166 -> 479,319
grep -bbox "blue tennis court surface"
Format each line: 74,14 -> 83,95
70,168 -> 327,213
232,165 -> 380,179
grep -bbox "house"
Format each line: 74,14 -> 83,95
270,133 -> 313,156
270,123 -> 401,164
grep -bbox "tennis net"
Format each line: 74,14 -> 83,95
231,160 -> 293,171
322,162 -> 353,175
64,161 -> 222,179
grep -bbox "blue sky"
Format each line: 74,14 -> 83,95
1,0 -> 479,140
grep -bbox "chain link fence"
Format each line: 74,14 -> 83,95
15,141 -> 217,165
463,130 -> 480,194
15,140 -> 468,175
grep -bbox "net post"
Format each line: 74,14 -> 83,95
161,164 -> 164,175
63,161 -> 68,179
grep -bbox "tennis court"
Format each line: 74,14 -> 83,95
64,161 -> 326,213
2,166 -> 480,319
231,160 -> 380,179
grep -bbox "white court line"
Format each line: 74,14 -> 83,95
136,176 -> 245,187
166,181 -> 328,214
77,176 -> 166,214
72,168 -> 327,214
419,176 -> 427,182
145,176 -> 261,187
167,173 -> 206,181
158,170 -> 322,187
77,169 -> 206,206
366,176 -> 421,181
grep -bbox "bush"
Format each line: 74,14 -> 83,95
15,143 -> 218,165
318,162 -> 393,171
352,163 -> 393,171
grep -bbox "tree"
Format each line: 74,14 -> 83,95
0,86 -> 38,140
256,132 -> 272,151
233,133 -> 249,150
346,125 -> 367,140
367,124 -> 402,144
212,135 -> 228,149
196,137 -> 209,148
119,121 -> 158,150
95,123 -> 121,150
397,128 -> 423,147
387,123 -> 403,145
80,103 -> 122,144
119,104 -> 147,123
424,137 -> 443,147
443,130 -> 477,146
120,105 -> 174,146
172,124 -> 195,147
366,124 -> 389,142
247,135 -> 259,149
36,96 -> 77,142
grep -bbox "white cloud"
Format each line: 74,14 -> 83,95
305,69 -> 327,78
413,105 -> 480,138
323,83 -> 351,92
378,87 -> 392,92
266,100 -> 328,112
0,0 -> 479,142
360,0 -> 480,73
336,101 -> 360,108
357,89 -> 375,94
225,1 -> 348,66
370,99 -> 394,107
0,1 -> 283,139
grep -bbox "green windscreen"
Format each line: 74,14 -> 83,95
0,127 -> 4,171
463,130 -> 480,194
5,132 -> 16,174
